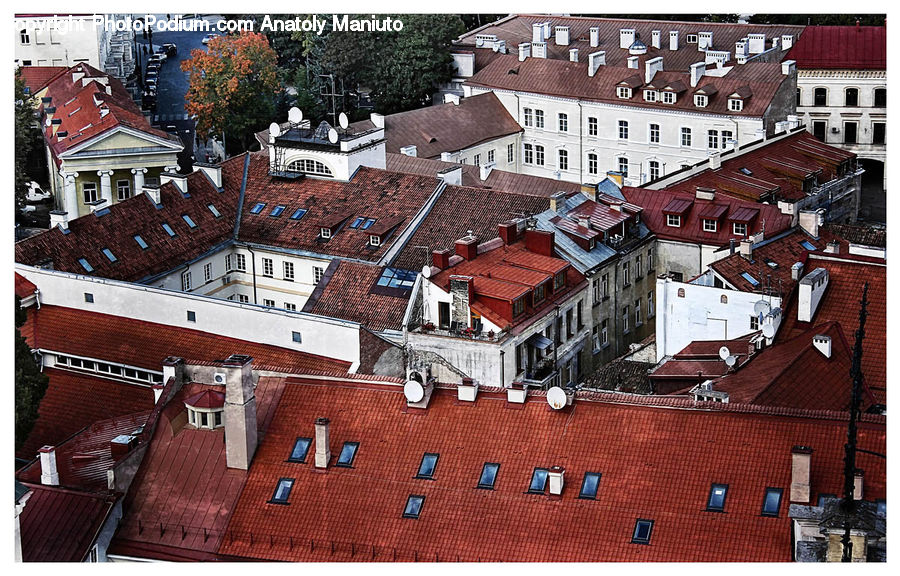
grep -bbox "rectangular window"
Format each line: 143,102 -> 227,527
292,331 -> 302,343
588,117 -> 598,136
289,437 -> 312,462
238,294 -> 249,303
523,108 -> 533,127
336,442 -> 359,467
134,235 -> 149,249
703,219 -> 717,232
707,130 -> 719,149
162,222 -> 176,237
873,122 -> 886,145
728,98 -> 743,112
558,113 -> 568,132
579,472 -> 601,499
181,271 -> 192,291
524,143 -> 534,165
618,157 -> 628,178
623,261 -> 630,286
203,263 -> 211,283
648,291 -> 654,317
487,149 -> 494,163
263,299 -> 275,307
635,299 -> 642,325
225,254 -> 232,271
82,182 -> 98,203
588,153 -> 598,175
623,306 -> 630,332
507,143 -> 514,163
812,121 -> 827,141
102,248 -> 117,262
84,293 -> 94,303
403,495 -> 425,519
707,483 -> 728,511
694,94 -> 708,107
269,478 -> 294,504
182,214 -> 197,229
535,145 -> 545,166
592,278 -> 601,303
601,274 -> 609,298
844,122 -> 858,144
616,87 -> 631,99
528,468 -> 549,493
290,208 -> 308,220
187,310 -> 196,322
116,180 -> 131,200
369,235 -> 382,247
635,256 -> 642,278
478,462 -> 500,489
262,258 -> 274,277
667,214 -> 681,227
814,88 -> 827,106
417,453 -> 439,479
270,205 -> 285,217
250,202 -> 266,214
761,487 -> 782,516
285,303 -> 296,311
649,161 -> 660,181
733,222 -> 747,236
236,254 -> 246,271
313,266 -> 325,283
647,249 -> 653,272
283,261 -> 294,281
207,203 -> 222,218
681,127 -> 692,147
473,153 -> 481,166
662,92 -> 675,104
632,519 -> 654,544
618,120 -> 629,140
649,123 -> 660,144
721,130 -> 733,149
750,314 -> 760,330
535,109 -> 544,128
874,88 -> 886,107
558,149 -> 568,171
513,297 -> 525,317
644,90 -> 657,102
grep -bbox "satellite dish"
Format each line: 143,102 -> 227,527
753,300 -> 771,315
762,324 -> 776,338
327,128 -> 339,144
338,112 -> 349,130
288,107 -> 303,124
547,386 -> 567,410
725,355 -> 737,367
268,122 -> 281,138
421,264 -> 432,279
404,380 -> 425,403
718,346 -> 731,361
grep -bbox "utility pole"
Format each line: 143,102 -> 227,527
840,282 -> 869,562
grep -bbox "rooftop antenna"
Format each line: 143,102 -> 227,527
840,282 -> 869,562
318,73 -> 344,127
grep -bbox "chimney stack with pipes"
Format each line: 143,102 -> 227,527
619,28 -> 636,49
550,191 -> 567,213
518,42 -> 531,61
223,354 -> 257,470
314,417 -> 331,469
651,30 -> 661,49
812,334 -> 832,358
791,261 -> 804,281
790,446 -> 813,502
39,446 -> 59,486
555,26 -> 569,45
455,235 -> 479,260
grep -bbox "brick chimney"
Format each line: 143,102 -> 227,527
782,59 -> 796,75
790,445 -> 813,502
498,220 -> 519,245
223,354 -> 257,470
798,209 -> 825,238
524,229 -> 555,257
627,56 -> 639,69
39,446 -> 59,486
314,417 -> 331,469
791,261 -> 804,281
798,268 -> 829,322
455,235 -> 479,260
619,28 -> 636,49
548,466 -> 565,495
432,249 -> 451,270
550,191 -> 567,213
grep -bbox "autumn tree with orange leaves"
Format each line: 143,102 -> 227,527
182,32 -> 280,152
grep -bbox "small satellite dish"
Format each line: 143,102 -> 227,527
725,355 -> 737,367
268,122 -> 281,138
753,300 -> 771,315
547,386 -> 567,410
718,346 -> 731,361
404,380 -> 425,403
338,112 -> 349,130
421,264 -> 432,279
327,128 -> 339,144
762,324 -> 776,338
288,107 -> 303,124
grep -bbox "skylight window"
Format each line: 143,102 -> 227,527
207,203 -> 222,218
250,202 -> 266,214
416,453 -> 439,479
361,218 -> 377,230
403,495 -> 425,519
740,272 -> 760,287
376,268 -> 418,290
761,487 -> 782,517
182,214 -> 197,229
478,462 -> 500,489
335,442 -> 359,467
290,208 -> 308,220
288,437 -> 312,463
800,240 -> 817,251
161,222 -> 176,237
528,468 -> 549,493
102,248 -> 117,262
78,258 -> 94,272
579,472 -> 602,499
739,167 -> 753,176
269,478 -> 294,504
764,258 -> 779,269
134,234 -> 149,249
350,216 -> 365,228
632,519 -> 654,544
707,483 -> 728,511
270,205 -> 285,217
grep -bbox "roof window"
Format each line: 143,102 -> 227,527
739,167 -> 753,176
416,453 -> 439,479
288,437 -> 312,463
250,202 -> 266,214
707,483 -> 728,511
269,478 -> 294,505
800,240 -> 817,251
528,467 -> 549,493
403,495 -> 425,519
740,272 -> 760,287
182,214 -> 197,229
270,205 -> 285,217
78,258 -> 93,272
361,218 -> 377,230
290,208 -> 307,220
764,258 -> 779,269
761,487 -> 782,517
134,234 -> 149,249
101,248 -> 117,262
579,472 -> 602,499
350,216 -> 365,228
632,519 -> 654,544
207,203 -> 222,218
335,441 -> 359,467
478,462 -> 500,489
376,267 -> 418,291
161,222 -> 176,237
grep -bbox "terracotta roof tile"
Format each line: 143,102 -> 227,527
17,65 -> 67,93
708,229 -> 824,293
15,272 -> 37,299
787,25 -> 886,70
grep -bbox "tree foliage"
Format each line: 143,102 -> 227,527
14,70 -> 43,206
15,298 -> 48,452
181,32 -> 281,152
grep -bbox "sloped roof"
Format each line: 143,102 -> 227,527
17,65 -> 67,94
14,272 -> 37,299
350,92 -> 522,159
787,25 -> 886,70
217,376 -> 885,562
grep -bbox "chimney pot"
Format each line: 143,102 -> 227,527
314,417 -> 331,469
549,191 -> 567,213
39,446 -> 59,486
790,446 -> 813,502
589,26 -> 600,48
709,152 -> 721,170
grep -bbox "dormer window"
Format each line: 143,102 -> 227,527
185,390 -> 225,430
728,98 -> 743,112
667,214 -> 682,227
694,94 -> 708,108
534,283 -> 546,304
662,92 -> 676,104
513,297 -> 525,317
369,235 -> 381,247
643,90 -> 657,102
554,272 -> 566,290
733,222 -> 747,236
687,34 -> 698,44
320,227 -> 332,239
617,87 -> 632,99
702,219 -> 717,232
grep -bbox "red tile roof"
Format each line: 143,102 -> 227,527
467,53 -> 791,118
18,484 -> 116,562
111,376 -> 287,561
787,25 -> 886,70
15,272 -> 37,299
22,304 -> 351,375
16,367 -> 155,462
217,377 -> 885,562
17,65 -> 67,93
350,92 -> 522,159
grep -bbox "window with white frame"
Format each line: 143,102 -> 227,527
203,263 -> 212,283
649,161 -> 660,181
648,291 -> 654,317
623,306 -> 630,332
635,299 -> 642,325
588,117 -> 598,136
369,235 -> 381,247
618,157 -> 628,178
263,299 -> 275,307
524,143 -> 534,165
601,319 -> 609,345
507,143 -> 514,163
592,277 -> 601,303
284,261 -> 295,281
649,124 -> 660,144
681,127 -> 692,147
535,109 -> 544,128
116,180 -> 131,200
285,302 -> 297,311
644,90 -> 657,102
623,261 -> 631,286
703,219 -> 717,232
235,253 -> 246,271
558,149 -> 568,171
750,314 -> 760,330
473,153 -> 481,166
181,271 -> 192,291
733,222 -> 747,236
487,149 -> 494,163
707,130 -> 719,149
694,94 -> 708,107
237,294 -> 249,303
588,153 -> 598,175
558,113 -> 568,132
635,255 -> 642,277
20,29 -> 30,44
721,130 -> 733,149
617,87 -> 632,99
313,266 -> 325,283
618,120 -> 629,140
82,182 -> 98,203
728,98 -> 743,112
535,145 -> 545,166
320,227 -> 332,239
286,158 -> 333,178
647,249 -> 653,272
666,214 -> 681,227
662,91 -> 675,104
523,108 -> 533,127
262,258 -> 274,277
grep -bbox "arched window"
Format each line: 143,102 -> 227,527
286,159 -> 333,178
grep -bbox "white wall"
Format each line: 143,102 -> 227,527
15,16 -> 102,68
16,264 -> 362,370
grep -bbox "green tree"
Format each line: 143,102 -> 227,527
14,69 -> 43,207
15,298 -> 48,452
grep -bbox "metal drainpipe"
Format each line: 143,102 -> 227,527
613,260 -> 621,357
246,245 -> 258,304
499,349 -> 505,388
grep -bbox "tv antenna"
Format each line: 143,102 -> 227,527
318,73 -> 345,127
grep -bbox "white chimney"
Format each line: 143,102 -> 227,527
854,470 -> 864,500
735,38 -> 749,59
194,163 -> 223,188
314,417 -> 331,469
797,268 -> 829,322
590,26 -> 600,48
370,112 -> 385,129
825,241 -> 840,254
781,34 -> 794,50
695,187 -> 715,201
479,162 -> 495,181
669,30 -> 679,51
690,61 -> 705,87
458,377 -> 478,402
781,59 -> 796,75
627,56 -> 639,69
438,165 -> 463,186
798,209 -> 825,237
645,56 -> 663,84
550,191 -> 567,213
443,93 -> 460,105
772,37 -> 780,50
651,30 -> 661,49
698,31 -> 713,51
555,26 -> 569,46
532,41 -> 547,58
747,33 -> 766,54
569,48 -> 579,62
548,466 -> 565,495
791,261 -> 804,281
812,334 -> 832,358
588,51 -> 606,77
49,210 -> 69,232
709,151 -> 721,170
143,185 -> 162,206
89,199 -> 108,214
518,42 -> 531,62
619,28 -> 636,49
790,446 -> 813,502
39,446 -> 59,486
223,354 -> 257,470
400,145 -> 418,157
160,172 -> 187,195
532,22 -> 544,43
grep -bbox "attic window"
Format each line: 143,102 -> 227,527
335,442 -> 359,467
269,478 -> 294,505
369,235 -> 381,247
416,453 -> 439,479
662,92 -> 675,104
161,222 -> 177,237
361,218 -> 376,230
687,34 -> 698,44
707,483 -> 728,511
702,219 -> 717,232
739,167 -> 753,176
528,468 -> 549,493
632,519 -> 654,544
694,94 -> 708,108
764,258 -> 778,269
290,208 -> 308,220
761,487 -> 782,517
478,462 -> 500,489
667,214 -> 682,227
78,258 -> 94,272
68,106 -> 82,116
403,495 -> 425,519
207,203 -> 222,218
617,87 -> 632,99
800,240 -> 817,251
733,223 -> 747,236
740,272 -> 760,287
376,267 -> 417,290
288,437 -> 312,463
250,202 -> 266,214
643,90 -> 657,102
350,216 -> 365,228
579,472 -> 601,499
182,214 -> 197,229
270,205 -> 285,217
134,234 -> 149,249
101,248 -> 117,262
320,227 -> 332,239
728,99 -> 744,112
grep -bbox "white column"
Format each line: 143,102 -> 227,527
131,167 -> 147,193
164,165 -> 179,174
98,170 -> 113,204
63,172 -> 79,217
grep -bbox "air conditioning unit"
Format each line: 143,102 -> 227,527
221,275 -> 231,285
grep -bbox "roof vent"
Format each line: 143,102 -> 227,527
812,334 -> 832,359
589,26 -> 600,48
548,466 -> 565,495
458,377 -> 478,402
